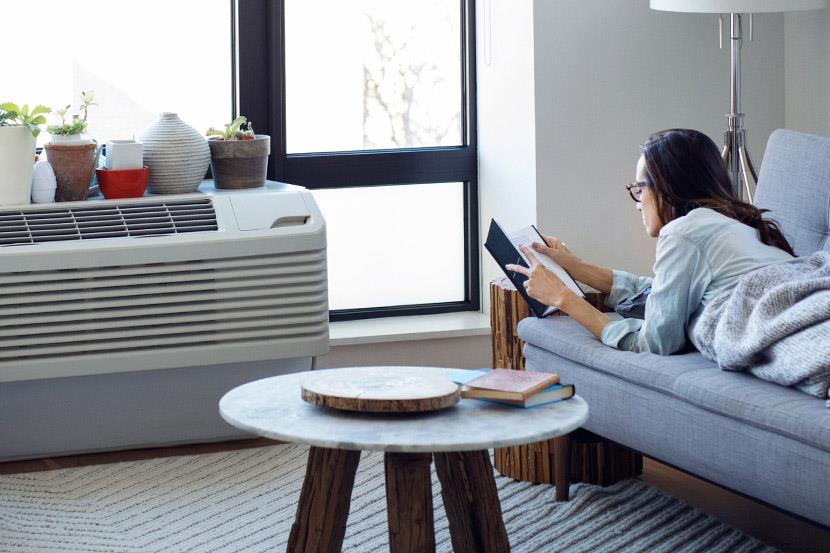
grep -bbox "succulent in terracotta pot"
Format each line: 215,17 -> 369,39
44,91 -> 100,201
46,91 -> 96,143
206,116 -> 270,189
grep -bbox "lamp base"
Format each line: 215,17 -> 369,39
722,122 -> 757,203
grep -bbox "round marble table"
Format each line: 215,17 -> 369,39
220,366 -> 589,553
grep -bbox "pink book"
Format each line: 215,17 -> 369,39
462,369 -> 560,401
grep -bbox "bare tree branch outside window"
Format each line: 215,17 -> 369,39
362,1 -> 461,149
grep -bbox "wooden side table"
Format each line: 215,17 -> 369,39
490,278 -> 643,486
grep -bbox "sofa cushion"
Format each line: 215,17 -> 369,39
518,316 -> 715,396
755,129 -> 830,256
519,316 -> 830,453
673,369 -> 830,453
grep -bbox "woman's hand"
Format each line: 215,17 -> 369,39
531,235 -> 579,272
506,246 -> 577,309
507,245 -> 613,339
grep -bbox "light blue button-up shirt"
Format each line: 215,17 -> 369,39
600,207 -> 793,354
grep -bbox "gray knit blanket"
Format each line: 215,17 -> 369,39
693,251 -> 830,406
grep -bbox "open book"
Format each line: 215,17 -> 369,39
485,219 -> 584,317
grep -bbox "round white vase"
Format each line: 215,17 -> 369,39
31,160 -> 57,203
139,112 -> 210,194
0,126 -> 36,206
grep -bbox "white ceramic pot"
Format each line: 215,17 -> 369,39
50,134 -> 91,144
139,112 -> 210,194
0,126 -> 36,206
106,139 -> 143,170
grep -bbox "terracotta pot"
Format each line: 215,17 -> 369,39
45,143 -> 98,202
208,135 -> 270,189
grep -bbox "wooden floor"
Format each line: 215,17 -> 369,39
1,440 -> 827,553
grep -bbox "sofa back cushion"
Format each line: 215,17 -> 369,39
754,129 -> 830,256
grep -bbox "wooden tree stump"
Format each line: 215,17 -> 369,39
489,278 -> 643,486
301,368 -> 460,413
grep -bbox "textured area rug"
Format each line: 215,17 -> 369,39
0,444 -> 776,552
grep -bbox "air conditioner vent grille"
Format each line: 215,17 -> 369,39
0,251 -> 328,373
0,198 -> 218,246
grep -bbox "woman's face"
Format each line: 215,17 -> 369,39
635,155 -> 664,238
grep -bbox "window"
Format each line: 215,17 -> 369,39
315,183 -> 466,310
4,0 -> 232,146
284,0 -> 462,153
239,0 -> 478,320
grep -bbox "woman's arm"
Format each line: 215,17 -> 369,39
559,293 -> 613,339
530,236 -> 613,293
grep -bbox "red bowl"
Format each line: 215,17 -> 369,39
96,167 -> 149,199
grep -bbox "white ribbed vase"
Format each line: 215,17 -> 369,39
140,112 -> 210,194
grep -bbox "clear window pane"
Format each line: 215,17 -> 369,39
313,184 -> 466,310
286,0 -> 463,153
3,0 -> 232,147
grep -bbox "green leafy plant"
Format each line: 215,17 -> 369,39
46,91 -> 97,136
0,102 -> 51,137
206,116 -> 255,140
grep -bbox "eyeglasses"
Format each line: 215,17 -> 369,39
625,181 -> 649,203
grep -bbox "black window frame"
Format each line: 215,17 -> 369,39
237,0 -> 479,322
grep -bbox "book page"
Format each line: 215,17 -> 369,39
506,226 -> 584,298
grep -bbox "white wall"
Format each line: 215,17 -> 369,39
477,0 -> 538,312
785,10 -> 830,137
532,0 -> 785,276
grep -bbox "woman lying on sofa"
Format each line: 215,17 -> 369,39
507,128 -> 795,355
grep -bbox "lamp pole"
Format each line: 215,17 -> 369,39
721,13 -> 757,202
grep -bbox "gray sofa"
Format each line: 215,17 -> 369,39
519,129 -> 830,527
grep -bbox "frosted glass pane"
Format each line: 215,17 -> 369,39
313,184 -> 466,310
3,1 -> 231,147
286,0 -> 462,153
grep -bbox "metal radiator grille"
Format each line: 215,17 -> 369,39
0,251 -> 327,364
0,198 -> 218,246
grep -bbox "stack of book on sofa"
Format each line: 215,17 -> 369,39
451,368 -> 574,408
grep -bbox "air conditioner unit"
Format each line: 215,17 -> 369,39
0,181 -> 328,460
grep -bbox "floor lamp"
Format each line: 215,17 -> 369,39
650,0 -> 830,202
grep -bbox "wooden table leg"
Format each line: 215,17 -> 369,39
385,452 -> 436,553
287,446 -> 361,553
433,450 -> 510,553
553,433 -> 571,501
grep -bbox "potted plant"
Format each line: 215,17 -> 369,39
44,91 -> 100,201
206,116 -> 270,189
46,91 -> 96,143
0,102 -> 50,206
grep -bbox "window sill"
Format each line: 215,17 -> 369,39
329,311 -> 491,347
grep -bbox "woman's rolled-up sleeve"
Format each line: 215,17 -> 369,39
604,270 -> 653,310
601,233 -> 711,355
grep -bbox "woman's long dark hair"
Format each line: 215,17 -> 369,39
641,129 -> 794,256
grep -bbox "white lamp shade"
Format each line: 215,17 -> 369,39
650,0 -> 830,12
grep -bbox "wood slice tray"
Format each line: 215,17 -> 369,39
301,367 -> 460,413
